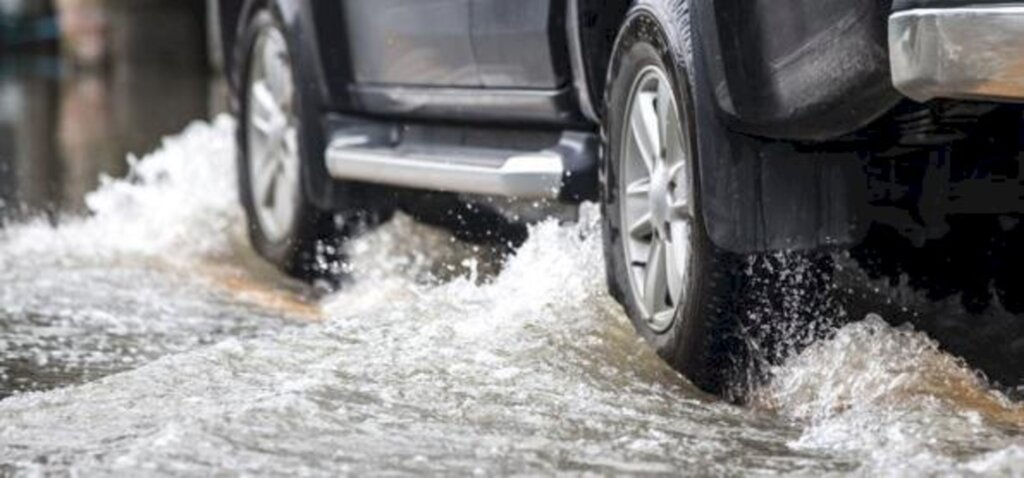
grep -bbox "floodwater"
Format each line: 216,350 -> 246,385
0,67 -> 1022,476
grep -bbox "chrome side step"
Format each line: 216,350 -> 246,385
325,131 -> 595,200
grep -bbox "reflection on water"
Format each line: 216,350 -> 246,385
0,54 -> 219,221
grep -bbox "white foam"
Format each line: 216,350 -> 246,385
760,315 -> 1023,475
0,115 -> 242,266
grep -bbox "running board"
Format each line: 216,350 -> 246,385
324,131 -> 596,200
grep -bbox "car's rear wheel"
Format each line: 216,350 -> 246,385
236,9 -> 375,281
245,21 -> 302,249
603,1 -> 745,396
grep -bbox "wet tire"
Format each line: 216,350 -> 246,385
602,0 -> 745,396
234,8 -> 366,280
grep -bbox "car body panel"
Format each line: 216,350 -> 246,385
470,0 -> 570,89
343,0 -> 481,87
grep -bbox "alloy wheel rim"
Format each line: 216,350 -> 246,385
247,25 -> 300,244
619,65 -> 695,333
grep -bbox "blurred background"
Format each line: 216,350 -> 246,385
0,0 -> 222,222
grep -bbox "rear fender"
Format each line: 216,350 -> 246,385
693,0 -> 900,141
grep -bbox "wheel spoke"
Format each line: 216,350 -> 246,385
629,212 -> 654,240
665,113 -> 685,166
259,161 -> 281,208
630,91 -> 660,172
668,199 -> 690,219
272,165 -> 293,224
280,160 -> 299,204
282,126 -> 299,164
254,152 -> 279,199
269,62 -> 291,109
643,239 -> 668,317
656,79 -> 672,158
667,160 -> 690,219
262,32 -> 278,75
667,157 -> 686,181
252,81 -> 285,129
263,35 -> 291,105
652,310 -> 675,328
664,226 -> 687,305
626,177 -> 651,197
251,114 -> 274,137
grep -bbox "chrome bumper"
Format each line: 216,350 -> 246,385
890,5 -> 1024,102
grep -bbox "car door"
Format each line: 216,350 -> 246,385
341,0 -> 481,87
469,0 -> 570,89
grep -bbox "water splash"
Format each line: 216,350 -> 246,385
0,117 -> 1021,475
0,115 -> 242,266
0,115 -> 306,400
758,314 -> 1024,475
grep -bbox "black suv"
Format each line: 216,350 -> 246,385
213,0 -> 1024,395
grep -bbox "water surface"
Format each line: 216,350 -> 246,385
0,117 -> 1020,475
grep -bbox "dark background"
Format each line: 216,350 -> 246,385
0,0 -> 222,222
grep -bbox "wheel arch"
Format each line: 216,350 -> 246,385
573,0 -> 633,122
691,0 -> 899,141
223,0 -> 348,111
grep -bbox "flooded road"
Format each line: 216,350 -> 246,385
0,108 -> 1023,473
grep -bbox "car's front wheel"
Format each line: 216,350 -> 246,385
602,0 -> 745,396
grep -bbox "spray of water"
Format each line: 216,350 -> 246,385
757,314 -> 1024,475
0,117 -> 1020,475
0,115 -> 242,266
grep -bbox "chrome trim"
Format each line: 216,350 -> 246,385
890,6 -> 1024,102
325,136 -> 572,199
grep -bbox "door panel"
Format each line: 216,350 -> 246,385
342,0 -> 481,87
470,0 -> 569,89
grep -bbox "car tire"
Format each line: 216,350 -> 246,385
235,8 -> 372,281
602,0 -> 746,396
